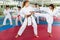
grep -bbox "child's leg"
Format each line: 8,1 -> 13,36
18,18 -> 28,36
9,17 -> 12,25
16,17 -> 18,25
47,24 -> 52,33
31,16 -> 38,36
20,17 -> 23,25
37,17 -> 39,24
3,16 -> 7,25
47,16 -> 53,33
46,16 -> 53,37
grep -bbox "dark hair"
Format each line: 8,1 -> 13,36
22,1 -> 29,7
17,6 -> 21,8
34,3 -> 38,7
6,5 -> 9,8
35,3 -> 37,5
49,4 -> 55,9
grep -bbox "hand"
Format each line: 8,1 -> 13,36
25,14 -> 31,18
17,15 -> 20,17
30,11 -> 34,15
25,15 -> 27,18
18,15 -> 20,20
27,14 -> 31,17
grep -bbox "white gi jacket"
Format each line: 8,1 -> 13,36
20,6 -> 34,26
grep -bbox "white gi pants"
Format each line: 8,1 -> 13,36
34,13 -> 53,33
18,16 -> 38,36
3,15 -> 12,25
16,17 -> 22,25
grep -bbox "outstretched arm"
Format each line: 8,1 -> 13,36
54,10 -> 60,17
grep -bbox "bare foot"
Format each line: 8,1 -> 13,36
35,35 -> 39,38
48,33 -> 52,37
15,35 -> 19,38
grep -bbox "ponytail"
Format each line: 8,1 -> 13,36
22,1 -> 29,8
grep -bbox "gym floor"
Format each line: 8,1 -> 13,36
0,17 -> 60,40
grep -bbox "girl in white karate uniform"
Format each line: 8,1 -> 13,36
16,6 -> 22,26
3,5 -> 12,25
15,1 -> 38,38
34,4 -> 58,37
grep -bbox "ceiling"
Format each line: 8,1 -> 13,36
28,0 -> 60,5
0,0 -> 60,6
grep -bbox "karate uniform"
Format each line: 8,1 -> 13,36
34,8 -> 58,33
33,7 -> 40,24
16,10 -> 23,25
47,8 -> 58,33
3,9 -> 13,25
18,6 -> 38,36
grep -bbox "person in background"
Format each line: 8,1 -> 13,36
16,6 -> 23,26
33,3 -> 40,24
3,5 -> 13,25
47,4 -> 58,37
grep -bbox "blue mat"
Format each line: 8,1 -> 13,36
0,17 -> 60,31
